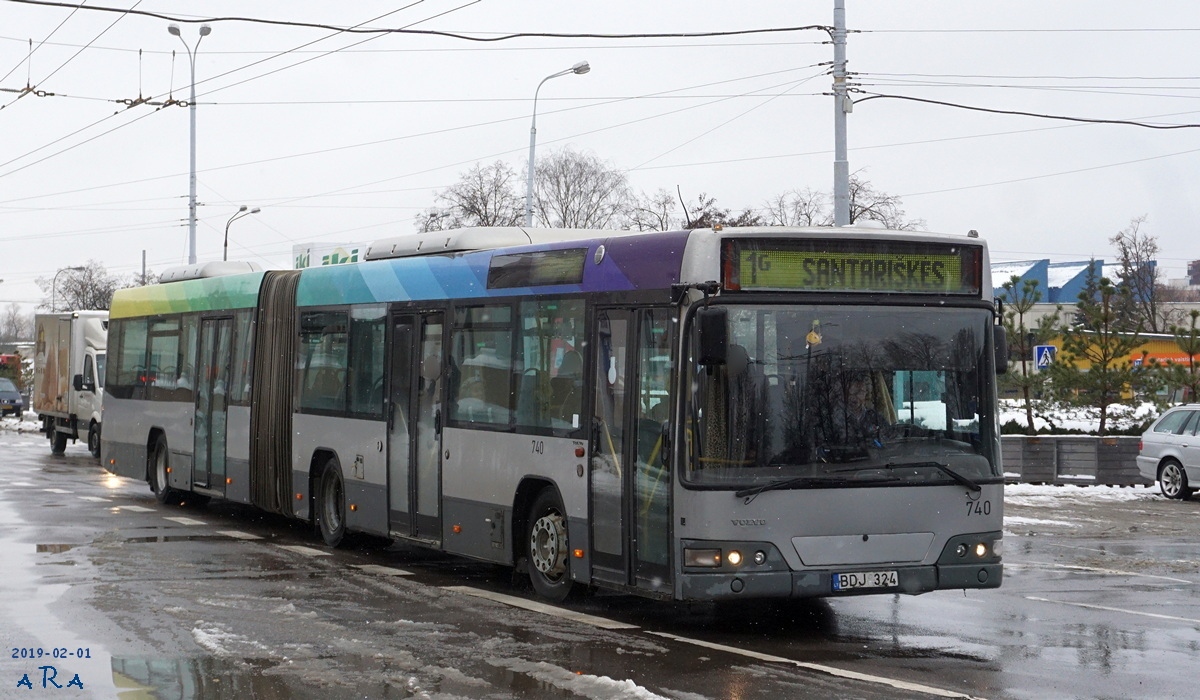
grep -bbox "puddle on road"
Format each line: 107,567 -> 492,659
108,655 -> 510,699
36,543 -> 83,553
123,535 -> 231,545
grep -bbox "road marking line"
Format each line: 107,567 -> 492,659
352,564 -> 414,577
216,530 -> 262,540
43,488 -> 72,494
10,481 -> 33,486
1017,560 -> 1193,584
115,505 -> 154,513
277,545 -> 331,557
164,516 -> 206,526
649,632 -> 983,699
444,586 -> 639,630
77,496 -> 110,502
1025,596 -> 1200,624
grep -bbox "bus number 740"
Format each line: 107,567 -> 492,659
966,499 -> 992,517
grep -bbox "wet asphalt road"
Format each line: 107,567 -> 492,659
1,426 -> 1198,700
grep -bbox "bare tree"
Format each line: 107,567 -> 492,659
533,148 -> 631,229
682,192 -> 762,230
36,260 -> 123,311
0,302 -> 32,343
847,175 -> 925,230
625,188 -> 678,231
760,174 -> 923,230
1109,215 -> 1176,333
415,161 -> 523,232
763,187 -> 828,226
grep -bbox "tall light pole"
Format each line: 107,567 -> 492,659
169,23 -> 212,265
525,60 -> 590,227
832,0 -> 850,226
224,205 -> 261,262
52,266 -> 86,313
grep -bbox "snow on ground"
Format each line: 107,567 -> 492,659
0,411 -> 42,435
998,399 -> 1161,434
1004,482 -> 1158,507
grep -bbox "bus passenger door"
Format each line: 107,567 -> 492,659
194,316 -> 233,492
387,312 -> 444,543
589,308 -> 673,593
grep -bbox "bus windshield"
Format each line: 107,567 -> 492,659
684,304 -> 1000,489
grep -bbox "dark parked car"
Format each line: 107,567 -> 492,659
1137,404 -> 1200,500
0,377 -> 23,419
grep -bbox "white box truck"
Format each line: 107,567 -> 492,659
33,311 -> 108,456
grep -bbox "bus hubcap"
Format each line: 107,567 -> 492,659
530,512 -> 567,580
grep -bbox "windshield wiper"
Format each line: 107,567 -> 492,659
733,474 -> 899,504
884,461 -> 981,493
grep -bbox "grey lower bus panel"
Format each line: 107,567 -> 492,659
104,439 -> 147,480
677,563 -> 1002,601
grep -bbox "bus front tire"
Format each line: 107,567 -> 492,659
316,461 -> 348,548
527,488 -> 574,602
151,436 -> 181,504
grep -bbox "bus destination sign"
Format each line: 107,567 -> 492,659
723,239 -> 982,295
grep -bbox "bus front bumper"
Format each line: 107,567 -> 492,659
676,562 -> 1002,601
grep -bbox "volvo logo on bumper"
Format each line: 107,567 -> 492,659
731,518 -> 766,526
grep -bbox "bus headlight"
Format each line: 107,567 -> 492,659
684,548 -> 722,567
753,550 -> 767,565
974,543 -> 988,558
726,550 -> 743,566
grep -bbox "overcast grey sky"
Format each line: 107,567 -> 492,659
2,1 -> 1198,309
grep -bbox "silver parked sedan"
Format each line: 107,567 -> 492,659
1137,404 -> 1200,500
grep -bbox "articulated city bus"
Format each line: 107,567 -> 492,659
103,225 -> 1006,602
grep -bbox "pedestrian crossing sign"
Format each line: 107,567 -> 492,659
1034,345 -> 1056,369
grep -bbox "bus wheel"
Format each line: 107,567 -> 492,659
527,489 -> 574,602
87,423 -> 101,458
50,430 -> 67,455
150,436 -> 181,504
316,461 -> 347,548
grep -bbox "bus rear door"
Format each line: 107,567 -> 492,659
387,311 -> 445,544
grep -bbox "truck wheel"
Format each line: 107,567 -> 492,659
150,436 -> 182,504
51,431 -> 68,455
87,423 -> 101,458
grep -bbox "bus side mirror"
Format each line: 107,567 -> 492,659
696,306 -> 728,365
994,325 -> 1008,375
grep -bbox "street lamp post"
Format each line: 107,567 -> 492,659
52,266 -> 86,313
168,23 -> 212,265
525,60 -> 590,227
224,205 -> 261,262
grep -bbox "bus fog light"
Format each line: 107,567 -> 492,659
956,544 -> 968,557
727,550 -> 742,566
753,550 -> 766,565
974,543 -> 988,558
684,548 -> 721,567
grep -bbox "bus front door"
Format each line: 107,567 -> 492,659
387,312 -> 444,543
590,308 -> 673,594
194,316 -> 233,492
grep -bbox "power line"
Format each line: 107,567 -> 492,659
898,146 -> 1200,199
3,1 -> 827,41
0,33 -> 825,54
0,64 -> 827,205
852,92 -> 1200,129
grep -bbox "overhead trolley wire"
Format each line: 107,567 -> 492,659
2,1 -> 827,41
